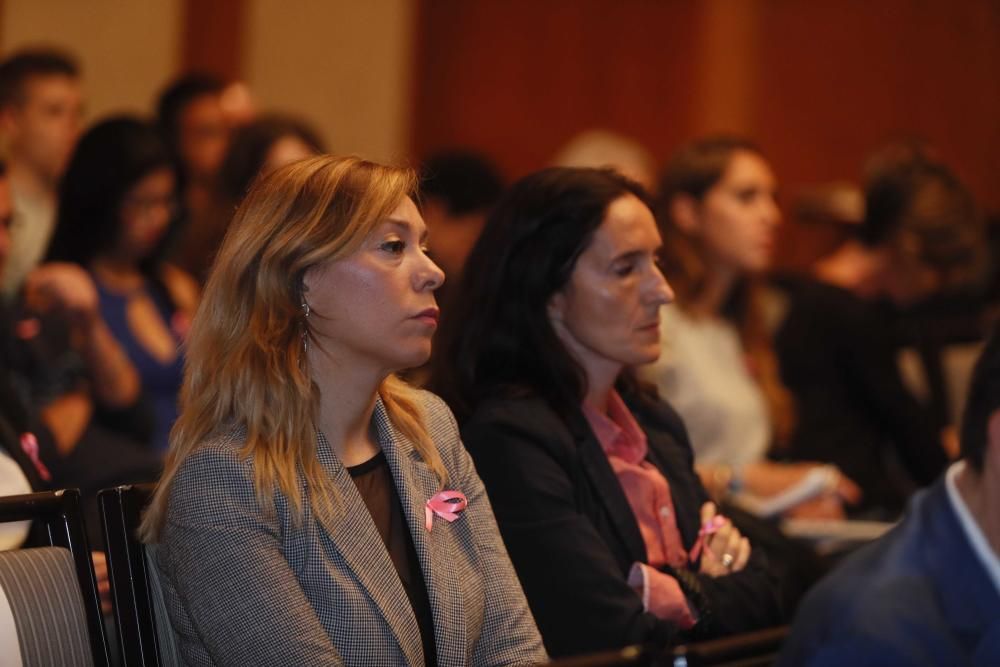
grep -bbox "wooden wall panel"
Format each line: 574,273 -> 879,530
181,0 -> 246,80
412,0 -> 1000,267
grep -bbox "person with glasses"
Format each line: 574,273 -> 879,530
46,116 -> 198,453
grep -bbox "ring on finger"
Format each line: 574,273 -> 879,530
721,552 -> 734,569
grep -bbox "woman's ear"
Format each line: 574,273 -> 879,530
670,194 -> 701,235
547,290 -> 566,324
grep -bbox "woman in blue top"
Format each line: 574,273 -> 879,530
46,116 -> 198,452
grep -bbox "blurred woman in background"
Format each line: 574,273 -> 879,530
46,116 -> 198,453
172,114 -> 325,282
640,136 -> 860,519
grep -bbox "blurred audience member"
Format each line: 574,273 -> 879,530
156,73 -> 229,215
0,49 -> 83,299
553,129 -> 658,195
418,149 -> 504,305
780,181 -> 864,272
156,73 -> 229,283
774,146 -> 984,514
218,114 -> 323,205
174,114 -> 324,281
641,136 -> 861,519
0,157 -> 159,547
780,327 -> 1000,666
218,80 -> 257,128
46,117 -> 198,453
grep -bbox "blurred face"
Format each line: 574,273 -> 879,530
302,196 -> 445,375
0,177 -> 12,280
688,150 -> 780,274
263,135 -> 316,174
549,194 -> 674,379
179,93 -> 229,182
116,168 -> 176,263
1,75 -> 83,183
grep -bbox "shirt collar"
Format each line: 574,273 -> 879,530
945,460 -> 1000,597
582,390 -> 648,464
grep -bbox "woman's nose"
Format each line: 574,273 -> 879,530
417,253 -> 446,291
647,265 -> 674,305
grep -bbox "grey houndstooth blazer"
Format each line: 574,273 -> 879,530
155,390 -> 547,666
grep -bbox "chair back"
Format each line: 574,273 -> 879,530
545,645 -> 656,667
0,546 -> 96,666
670,625 -> 788,666
99,483 -> 182,667
0,489 -> 110,666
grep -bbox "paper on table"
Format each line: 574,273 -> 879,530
727,465 -> 839,518
779,518 -> 895,542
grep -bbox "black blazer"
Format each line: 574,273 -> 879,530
461,389 -> 782,658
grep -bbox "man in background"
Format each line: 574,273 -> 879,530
0,49 -> 83,299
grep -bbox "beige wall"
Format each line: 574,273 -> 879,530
1,0 -> 182,120
243,0 -> 416,163
1,1 -> 416,161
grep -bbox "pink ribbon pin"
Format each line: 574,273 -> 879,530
688,514 -> 726,564
425,490 -> 468,532
20,432 -> 51,482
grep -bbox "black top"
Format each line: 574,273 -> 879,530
773,277 -> 949,513
460,388 -> 783,658
348,451 -> 437,667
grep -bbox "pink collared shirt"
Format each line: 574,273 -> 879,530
583,391 -> 697,629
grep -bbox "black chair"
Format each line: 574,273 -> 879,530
545,644 -> 657,667
669,625 -> 789,666
0,488 -> 111,666
99,483 -> 176,667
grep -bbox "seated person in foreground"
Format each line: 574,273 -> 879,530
432,167 -> 782,658
779,328 -> 1000,666
139,156 -> 546,666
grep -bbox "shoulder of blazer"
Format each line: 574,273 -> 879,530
164,426 -> 267,523
462,394 -> 576,451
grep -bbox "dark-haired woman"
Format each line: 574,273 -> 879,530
432,167 -> 782,658
47,116 -> 198,452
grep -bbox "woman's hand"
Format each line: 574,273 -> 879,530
91,550 -> 112,615
23,262 -> 100,333
697,502 -> 750,578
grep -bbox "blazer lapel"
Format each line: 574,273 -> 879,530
374,404 -> 468,666
568,410 -> 648,564
312,429 -> 425,667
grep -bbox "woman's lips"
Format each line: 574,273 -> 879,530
412,307 -> 440,327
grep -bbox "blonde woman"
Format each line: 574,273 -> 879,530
140,156 -> 545,666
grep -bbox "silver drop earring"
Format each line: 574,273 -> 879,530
301,300 -> 310,353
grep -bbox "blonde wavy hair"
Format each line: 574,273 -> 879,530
141,155 -> 446,541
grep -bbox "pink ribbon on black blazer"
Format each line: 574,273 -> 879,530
425,490 -> 468,531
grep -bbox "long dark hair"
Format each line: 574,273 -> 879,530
431,167 -> 647,422
46,116 -> 175,278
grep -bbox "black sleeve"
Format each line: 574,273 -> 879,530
841,309 -> 948,485
462,408 -> 677,657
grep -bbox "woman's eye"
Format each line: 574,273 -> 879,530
380,240 -> 406,254
613,262 -> 635,277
